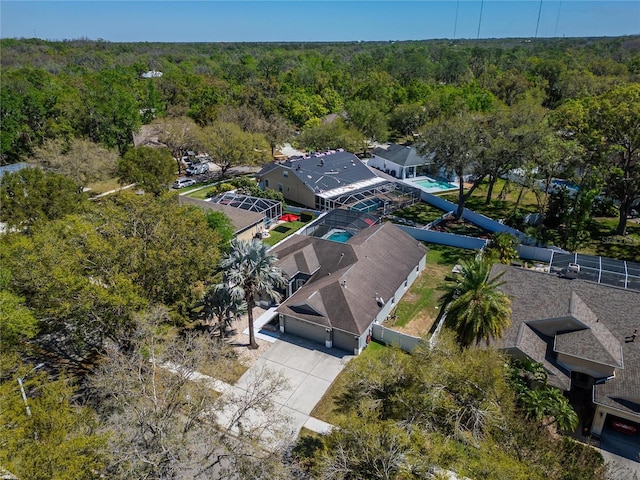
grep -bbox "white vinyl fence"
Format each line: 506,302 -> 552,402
371,324 -> 421,352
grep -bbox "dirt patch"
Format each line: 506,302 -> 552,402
386,309 -> 440,337
223,307 -> 271,369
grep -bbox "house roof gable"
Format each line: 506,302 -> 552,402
373,144 -> 433,167
274,221 -> 426,335
492,264 -> 640,416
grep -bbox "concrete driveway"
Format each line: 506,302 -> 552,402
235,333 -> 353,437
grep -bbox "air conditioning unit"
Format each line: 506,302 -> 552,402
564,262 -> 580,279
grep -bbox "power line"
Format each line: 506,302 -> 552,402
554,0 -> 563,37
454,0 -> 460,39
535,0 -> 543,38
477,0 -> 484,39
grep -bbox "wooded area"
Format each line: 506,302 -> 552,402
1,36 -> 639,478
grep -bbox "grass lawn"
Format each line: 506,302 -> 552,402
394,202 -> 445,224
263,220 -> 308,246
390,244 -> 476,333
198,357 -> 248,386
310,340 -> 386,425
581,217 -> 640,263
86,177 -> 124,195
441,178 -> 540,219
184,183 -> 219,199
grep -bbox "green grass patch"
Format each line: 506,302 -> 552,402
310,340 -> 386,425
184,184 -> 218,199
263,220 -> 307,246
440,178 -> 540,219
394,202 -> 445,224
391,245 -> 474,329
580,217 -> 640,262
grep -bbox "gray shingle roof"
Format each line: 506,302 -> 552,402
273,222 -> 427,335
373,144 -> 433,167
258,151 -> 381,196
492,264 -> 640,416
178,196 -> 264,234
510,324 -> 571,391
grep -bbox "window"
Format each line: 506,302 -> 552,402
278,183 -> 283,192
283,170 -> 288,177
265,179 -> 269,187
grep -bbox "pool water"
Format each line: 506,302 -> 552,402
326,230 -> 353,243
351,198 -> 383,213
414,178 -> 457,190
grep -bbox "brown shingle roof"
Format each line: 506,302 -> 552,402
492,264 -> 640,416
273,222 -> 427,335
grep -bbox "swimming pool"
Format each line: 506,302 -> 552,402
413,178 -> 457,191
324,229 -> 353,243
351,198 -> 383,213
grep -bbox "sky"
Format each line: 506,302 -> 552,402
1,1 -> 638,42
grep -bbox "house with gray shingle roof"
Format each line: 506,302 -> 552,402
271,221 -> 427,354
491,264 -> 640,438
369,144 -> 434,180
257,150 -> 389,211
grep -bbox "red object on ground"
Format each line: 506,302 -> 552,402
363,218 -> 375,226
279,213 -> 300,222
612,420 -> 638,435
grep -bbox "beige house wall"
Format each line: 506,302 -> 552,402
235,222 -> 264,242
261,168 -> 316,208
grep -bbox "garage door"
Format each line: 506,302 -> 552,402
600,414 -> 640,462
333,329 -> 356,353
284,317 -> 326,345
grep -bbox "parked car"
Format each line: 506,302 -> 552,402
611,418 -> 638,435
186,162 -> 209,176
172,178 -> 196,189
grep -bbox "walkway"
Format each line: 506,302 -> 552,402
167,332 -> 351,441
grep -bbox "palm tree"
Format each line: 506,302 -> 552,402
218,239 -> 285,349
439,258 -> 511,347
202,283 -> 247,339
485,232 -> 519,265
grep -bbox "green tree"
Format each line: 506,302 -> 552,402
78,69 -> 141,154
0,215 -> 146,361
205,210 -> 235,248
417,112 -> 487,219
202,283 -> 247,338
485,233 -> 519,265
117,146 -> 175,195
439,259 -> 511,347
0,357 -> 106,480
0,269 -> 38,352
218,239 -> 285,349
152,116 -> 202,174
198,121 -> 269,177
0,167 -> 87,230
389,103 -> 427,137
345,99 -> 388,146
296,117 -> 364,153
